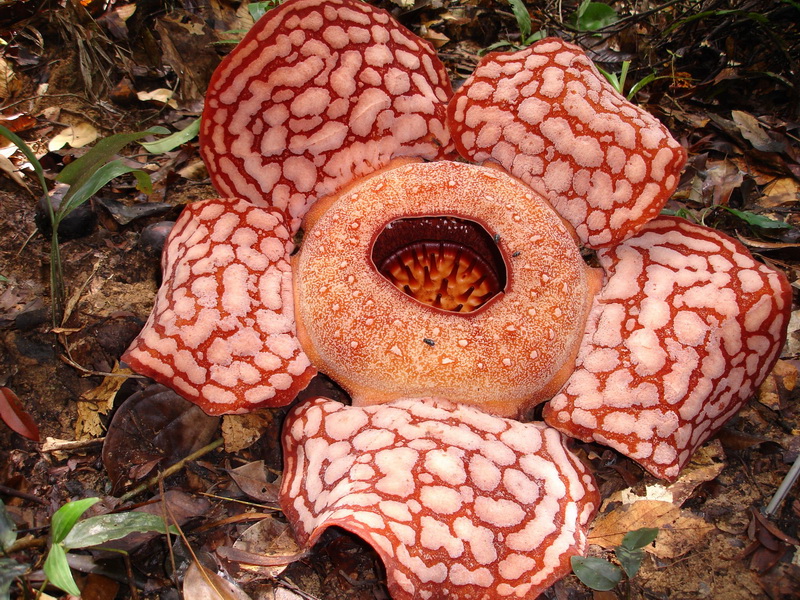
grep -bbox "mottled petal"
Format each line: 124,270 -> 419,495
544,216 -> 791,480
201,0 -> 454,234
281,397 -> 599,600
123,198 -> 316,415
447,38 -> 687,248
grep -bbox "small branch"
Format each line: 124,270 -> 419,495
119,438 -> 224,502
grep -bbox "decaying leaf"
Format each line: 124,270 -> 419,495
228,461 -> 280,504
758,359 -> 798,411
758,178 -> 800,209
649,513 -> 716,559
732,111 -> 784,153
136,88 -> 178,108
589,500 -> 681,549
48,122 -> 99,151
184,561 -> 253,600
590,443 -> 724,555
218,516 -> 307,582
74,363 -> 131,439
102,384 -> 219,493
222,411 -> 275,453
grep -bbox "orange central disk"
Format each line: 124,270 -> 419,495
379,242 -> 499,312
292,160 -> 601,419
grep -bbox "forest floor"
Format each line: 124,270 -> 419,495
0,1 -> 799,599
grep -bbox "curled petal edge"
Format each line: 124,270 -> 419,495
281,396 -> 600,600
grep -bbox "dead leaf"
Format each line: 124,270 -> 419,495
222,411 -> 275,453
74,363 -> 130,440
589,500 -> 681,548
704,158 -> 743,206
758,177 -> 800,208
228,461 -> 280,504
0,154 -> 30,191
155,11 -> 219,108
650,513 -> 716,559
758,359 -> 798,411
102,384 -> 219,493
218,517 -> 307,582
0,56 -> 15,99
666,440 -> 726,506
136,88 -> 178,108
731,110 -> 784,153
183,561 -> 253,600
48,122 -> 99,150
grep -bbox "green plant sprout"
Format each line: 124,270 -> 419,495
248,0 -> 282,22
662,205 -> 793,231
0,124 -> 170,326
1,497 -> 174,598
596,60 -> 661,101
43,497 -> 176,596
571,0 -> 619,32
481,0 -> 546,54
571,527 -> 659,592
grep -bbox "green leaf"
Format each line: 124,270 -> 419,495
507,0 -> 532,41
615,545 -> 646,578
597,65 -> 621,94
0,500 -> 16,551
0,124 -> 48,200
50,497 -> 100,544
43,542 -> 80,596
621,527 -> 659,550
627,72 -> 657,100
575,2 -> 618,31
140,118 -> 201,154
0,558 -> 28,600
571,556 -> 623,591
63,512 -> 175,550
249,1 -> 281,22
723,207 -> 792,229
56,127 -> 167,191
58,161 -> 152,222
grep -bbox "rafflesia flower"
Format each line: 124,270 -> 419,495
122,1 -> 792,598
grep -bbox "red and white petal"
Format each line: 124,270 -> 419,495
122,198 -> 316,415
200,0 -> 454,234
543,216 -> 792,480
281,397 -> 599,600
447,38 -> 687,249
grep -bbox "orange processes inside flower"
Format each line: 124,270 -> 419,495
372,216 -> 507,313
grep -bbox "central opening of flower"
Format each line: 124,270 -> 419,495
371,216 -> 507,313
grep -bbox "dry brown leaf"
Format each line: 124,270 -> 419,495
589,500 -> 681,548
650,513 -> 716,559
74,363 -> 132,439
48,122 -> 99,150
228,460 -> 280,503
731,110 -> 783,153
758,177 -> 800,208
0,57 -> 15,99
222,411 -> 275,453
219,517 -> 307,582
666,439 -> 726,506
183,561 -> 253,600
0,154 -> 30,191
758,359 -> 798,411
136,88 -> 178,108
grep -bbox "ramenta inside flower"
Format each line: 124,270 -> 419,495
372,216 -> 507,313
